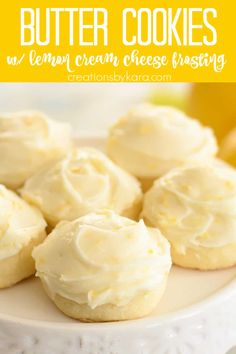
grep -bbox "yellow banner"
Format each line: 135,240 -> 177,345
0,0 -> 235,82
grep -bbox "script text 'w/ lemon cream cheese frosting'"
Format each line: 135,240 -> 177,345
20,148 -> 142,227
142,161 -> 236,270
0,185 -> 46,288
107,104 -> 218,190
33,210 -> 171,322
0,111 -> 72,189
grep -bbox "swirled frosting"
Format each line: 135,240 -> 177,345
142,161 -> 236,253
20,148 -> 142,226
0,184 -> 46,260
107,104 -> 218,178
0,111 -> 72,188
33,210 -> 171,309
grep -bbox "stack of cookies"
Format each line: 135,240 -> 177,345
0,104 -> 235,323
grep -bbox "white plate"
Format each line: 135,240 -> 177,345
0,135 -> 236,354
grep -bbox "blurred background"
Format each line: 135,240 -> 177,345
0,83 -> 235,142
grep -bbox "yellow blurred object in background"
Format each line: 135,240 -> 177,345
219,128 -> 236,167
187,83 -> 236,142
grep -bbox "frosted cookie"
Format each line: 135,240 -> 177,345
0,185 -> 46,288
142,161 -> 236,270
33,210 -> 171,322
107,104 -> 218,191
20,148 -> 143,227
0,111 -> 72,189
219,127 -> 236,167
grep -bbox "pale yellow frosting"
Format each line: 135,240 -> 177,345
108,104 -> 218,178
33,210 -> 171,309
0,184 -> 46,260
142,161 -> 236,253
20,148 -> 142,226
0,111 -> 72,189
